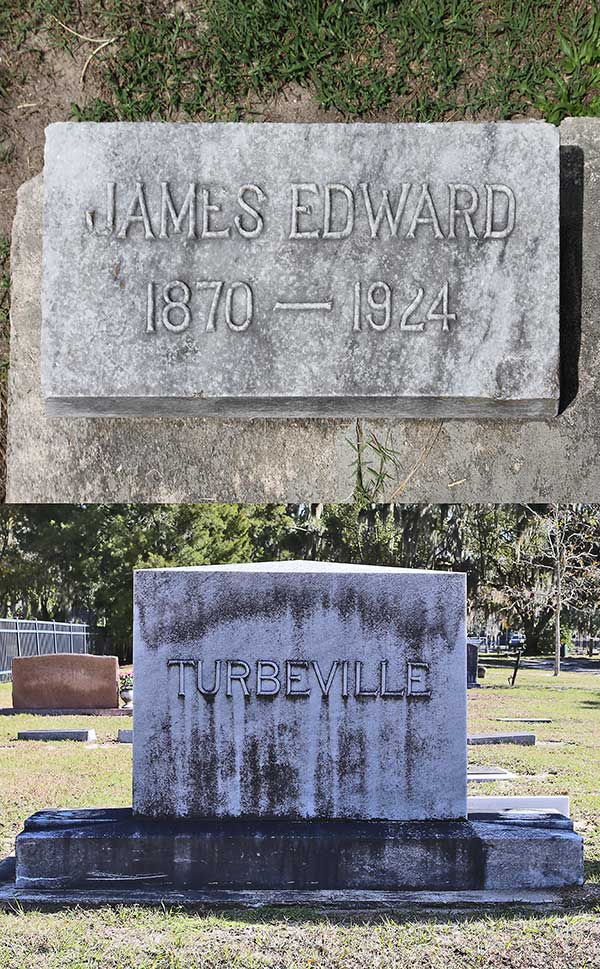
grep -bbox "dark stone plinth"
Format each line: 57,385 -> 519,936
15,809 -> 583,892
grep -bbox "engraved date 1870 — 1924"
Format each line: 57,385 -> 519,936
144,278 -> 457,336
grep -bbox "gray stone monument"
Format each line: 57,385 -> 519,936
133,562 -> 466,821
10,562 -> 583,901
41,122 -> 559,419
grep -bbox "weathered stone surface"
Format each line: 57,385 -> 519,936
133,561 -> 467,821
468,733 -> 535,746
12,655 -> 119,710
41,121 -> 559,419
7,118 -> 600,503
7,175 -> 352,503
14,807 -> 584,891
17,729 -> 96,742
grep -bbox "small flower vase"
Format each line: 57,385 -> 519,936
120,687 -> 133,709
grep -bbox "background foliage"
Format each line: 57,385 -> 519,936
1,503 -> 599,662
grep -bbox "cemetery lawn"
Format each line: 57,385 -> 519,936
1,666 -> 600,967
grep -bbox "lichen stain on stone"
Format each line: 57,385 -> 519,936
314,707 -> 335,817
140,713 -> 179,816
138,573 -> 464,657
336,723 -> 366,796
239,721 -> 301,816
191,703 -> 219,815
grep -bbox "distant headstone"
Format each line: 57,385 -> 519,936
467,641 -> 480,687
117,729 -> 133,744
133,561 -> 467,820
41,122 -> 559,418
12,654 -> 120,710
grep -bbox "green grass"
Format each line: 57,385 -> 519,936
0,681 -> 131,861
1,1 -> 600,123
0,904 -> 599,969
468,663 -> 600,883
1,669 -> 600,966
1,906 -> 600,969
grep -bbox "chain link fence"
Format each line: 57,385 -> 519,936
0,619 -> 90,682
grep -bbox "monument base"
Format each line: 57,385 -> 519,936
14,809 -> 583,893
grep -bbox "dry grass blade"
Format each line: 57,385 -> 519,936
388,423 -> 445,501
80,38 -> 118,86
50,16 -> 116,46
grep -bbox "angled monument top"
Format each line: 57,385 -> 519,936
42,121 -> 559,418
136,560 -> 453,574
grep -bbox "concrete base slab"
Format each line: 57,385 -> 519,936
14,808 -> 583,892
468,733 -> 536,746
468,795 -> 570,816
17,729 -> 96,742
0,881 -> 571,911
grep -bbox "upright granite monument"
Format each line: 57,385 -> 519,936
41,122 -> 559,418
13,562 -> 582,899
133,562 -> 466,822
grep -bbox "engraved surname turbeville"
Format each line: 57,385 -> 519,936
167,657 -> 432,699
85,180 -> 516,241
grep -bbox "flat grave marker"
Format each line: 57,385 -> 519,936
497,717 -> 552,724
468,733 -> 536,746
42,122 -> 559,419
17,729 -> 97,742
467,766 -> 518,781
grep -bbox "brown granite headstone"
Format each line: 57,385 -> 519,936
11,654 -> 120,710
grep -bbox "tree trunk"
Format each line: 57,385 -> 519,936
524,626 -> 541,655
554,544 -> 562,677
